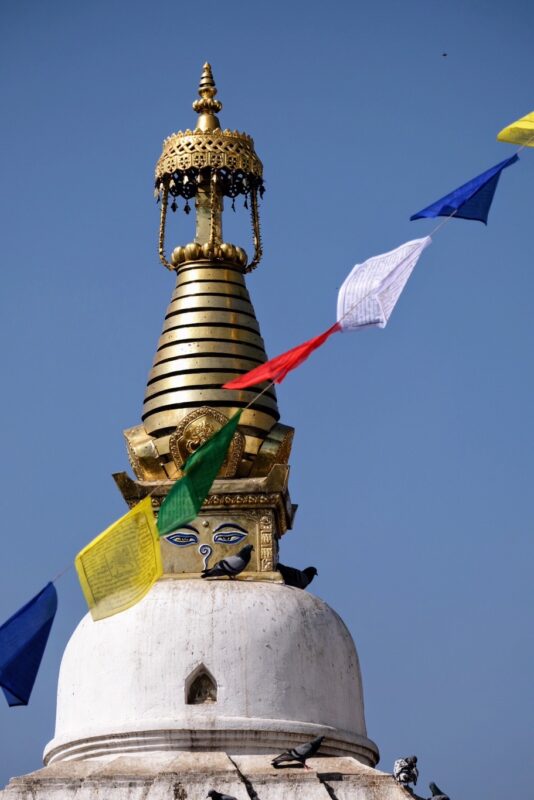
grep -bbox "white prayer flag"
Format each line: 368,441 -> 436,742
336,237 -> 431,331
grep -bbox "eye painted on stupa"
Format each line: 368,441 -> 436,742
166,525 -> 199,547
212,523 -> 248,546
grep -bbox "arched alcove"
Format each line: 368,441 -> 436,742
185,664 -> 217,705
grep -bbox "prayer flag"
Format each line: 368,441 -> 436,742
222,324 -> 340,390
410,155 -> 519,224
497,111 -> 534,147
0,582 -> 57,706
75,497 -> 162,621
157,411 -> 242,536
337,237 -> 431,331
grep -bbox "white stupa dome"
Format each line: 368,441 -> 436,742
44,580 -> 378,766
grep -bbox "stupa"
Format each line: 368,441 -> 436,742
1,65 -> 413,800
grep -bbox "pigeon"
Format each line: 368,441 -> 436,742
206,791 -> 238,800
393,756 -> 419,786
201,544 -> 253,579
271,735 -> 324,769
277,563 -> 318,589
429,782 -> 450,800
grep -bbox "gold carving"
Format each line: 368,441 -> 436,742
203,493 -> 277,506
171,241 -> 248,269
259,513 -> 274,572
156,129 -> 263,181
169,407 -> 245,477
123,425 -> 168,482
249,423 -> 295,477
200,493 -> 292,537
113,464 -> 296,538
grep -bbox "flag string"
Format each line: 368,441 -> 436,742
50,563 -> 73,584
16,120 -> 534,618
224,136 -> 534,397
513,132 -> 534,154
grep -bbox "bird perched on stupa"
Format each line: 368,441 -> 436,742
393,756 -> 419,787
428,781 -> 450,799
201,544 -> 253,579
271,735 -> 324,769
206,791 -> 238,800
277,563 -> 318,589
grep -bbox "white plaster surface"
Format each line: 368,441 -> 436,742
45,580 -> 377,764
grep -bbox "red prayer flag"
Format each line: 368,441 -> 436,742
223,323 -> 341,390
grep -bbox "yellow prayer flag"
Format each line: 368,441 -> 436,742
497,111 -> 534,147
75,497 -> 162,621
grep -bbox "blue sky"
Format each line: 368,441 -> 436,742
1,1 -> 533,796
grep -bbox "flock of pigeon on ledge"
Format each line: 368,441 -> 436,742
201,552 -> 450,799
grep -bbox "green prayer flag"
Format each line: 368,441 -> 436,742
157,410 -> 242,536
156,474 -> 198,537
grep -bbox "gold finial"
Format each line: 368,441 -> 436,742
192,62 -> 222,131
155,64 -> 264,272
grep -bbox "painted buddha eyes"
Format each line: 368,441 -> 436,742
165,523 -> 248,547
212,524 -> 248,546
166,525 -> 199,547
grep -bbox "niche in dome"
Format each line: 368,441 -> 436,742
185,664 -> 217,705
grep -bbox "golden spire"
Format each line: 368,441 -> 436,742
114,64 -> 296,582
118,63 -> 295,485
192,62 -> 222,131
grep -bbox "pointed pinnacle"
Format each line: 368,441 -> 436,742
199,63 -> 217,96
193,62 -> 222,130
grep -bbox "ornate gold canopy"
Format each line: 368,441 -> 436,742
155,63 -> 264,273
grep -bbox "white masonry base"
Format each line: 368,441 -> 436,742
1,752 -> 415,800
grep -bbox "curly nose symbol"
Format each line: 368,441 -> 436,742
199,544 -> 213,571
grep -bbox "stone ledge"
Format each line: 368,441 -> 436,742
1,754 -> 413,800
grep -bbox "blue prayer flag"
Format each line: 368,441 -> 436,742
0,582 -> 58,706
410,154 -> 519,224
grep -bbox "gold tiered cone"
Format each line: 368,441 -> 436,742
192,62 -> 222,131
114,64 -> 296,581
